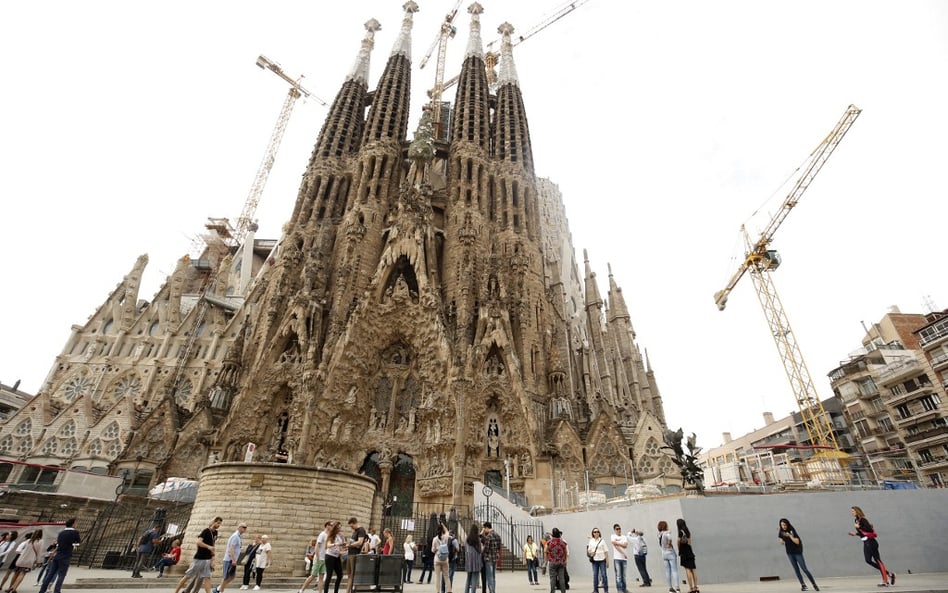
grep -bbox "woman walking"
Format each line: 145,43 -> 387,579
7,529 -> 42,593
403,535 -> 417,583
778,519 -> 819,591
849,506 -> 894,587
676,520 -> 698,593
523,535 -> 540,586
324,522 -> 346,593
464,524 -> 483,593
241,534 -> 262,590
253,534 -> 272,590
657,521 -> 679,593
587,528 -> 609,593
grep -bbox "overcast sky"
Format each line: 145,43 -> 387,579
2,0 -> 946,448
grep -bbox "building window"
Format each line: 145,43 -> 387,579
857,377 -> 878,397
920,394 -> 940,412
890,384 -> 906,396
879,417 -> 894,432
918,449 -> 934,463
59,421 -> 77,438
896,404 -> 911,419
14,420 -> 31,436
870,398 -> 886,413
103,422 -> 120,439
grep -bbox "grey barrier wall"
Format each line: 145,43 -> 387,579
545,489 -> 948,585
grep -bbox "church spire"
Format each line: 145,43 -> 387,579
606,263 -> 632,330
362,1 -> 415,144
451,3 -> 490,148
492,22 -> 534,173
347,18 -> 381,85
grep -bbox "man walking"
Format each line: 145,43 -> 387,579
38,517 -> 81,593
629,529 -> 651,587
175,516 -> 223,593
131,522 -> 161,578
213,522 -> 247,593
611,524 -> 629,593
546,528 -> 569,593
480,522 -> 502,593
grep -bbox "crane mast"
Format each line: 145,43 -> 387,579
420,0 -> 462,141
714,104 -> 861,463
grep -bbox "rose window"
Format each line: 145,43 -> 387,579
59,421 -> 77,438
63,376 -> 93,401
16,438 -> 32,454
60,439 -> 79,456
108,440 -> 123,458
0,437 -> 12,453
88,440 -> 103,456
103,422 -> 120,439
14,420 -> 31,436
43,439 -> 58,454
113,376 -> 142,400
644,438 -> 661,456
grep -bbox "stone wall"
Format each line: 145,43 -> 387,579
543,489 -> 948,585
180,462 -> 378,576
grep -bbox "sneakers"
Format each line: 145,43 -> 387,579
212,588 -> 219,593
254,587 -> 261,591
814,586 -> 820,591
877,583 -> 889,587
890,572 -> 896,586
802,586 -> 808,591
240,587 -> 249,591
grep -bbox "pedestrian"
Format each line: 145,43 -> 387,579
345,518 -> 368,593
463,524 -> 483,593
305,536 -> 318,573
8,529 -> 42,593
611,524 -> 629,593
479,522 -> 501,593
34,540 -> 57,585
403,535 -> 417,583
38,517 -> 81,593
539,531 -> 550,576
628,529 -> 651,587
174,516 -> 222,593
657,521 -> 679,593
778,518 -> 819,591
252,534 -> 271,590
523,534 -> 540,585
382,529 -> 395,555
0,532 -> 15,569
676,520 -> 698,593
0,531 -> 19,591
368,528 -> 381,554
240,535 -> 261,590
299,522 -> 331,593
213,522 -> 247,593
848,506 -> 894,587
587,527 -> 609,593
445,530 -> 459,593
132,522 -> 161,578
418,538 -> 434,585
546,528 -> 569,593
323,522 -> 346,593
155,539 -> 182,577
432,524 -> 453,593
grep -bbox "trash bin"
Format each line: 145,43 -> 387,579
378,555 -> 404,590
353,554 -> 379,589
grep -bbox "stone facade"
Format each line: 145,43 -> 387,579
0,4 -> 678,510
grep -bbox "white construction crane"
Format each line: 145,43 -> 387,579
714,105 -> 862,464
229,55 -> 329,247
435,0 -> 592,96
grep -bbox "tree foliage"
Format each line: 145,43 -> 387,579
662,428 -> 705,492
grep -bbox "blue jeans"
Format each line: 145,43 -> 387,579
483,560 -> 497,593
526,558 -> 538,583
661,550 -> 679,591
465,570 -> 479,593
38,556 -> 71,593
787,553 -> 816,587
592,559 -> 609,593
614,558 -> 627,592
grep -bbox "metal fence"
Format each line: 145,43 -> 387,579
79,496 -> 194,569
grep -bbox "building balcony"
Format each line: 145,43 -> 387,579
917,455 -> 948,470
904,424 -> 948,446
876,358 -> 922,386
884,383 -> 933,407
895,406 -> 942,427
930,352 -> 948,372
919,321 -> 948,349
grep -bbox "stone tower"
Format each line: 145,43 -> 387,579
0,3 -> 677,509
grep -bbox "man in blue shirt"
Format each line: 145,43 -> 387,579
213,522 -> 247,593
132,523 -> 161,578
38,517 -> 81,593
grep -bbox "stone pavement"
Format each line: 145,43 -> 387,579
42,566 -> 947,593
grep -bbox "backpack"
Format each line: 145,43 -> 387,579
437,539 -> 449,561
448,537 -> 458,561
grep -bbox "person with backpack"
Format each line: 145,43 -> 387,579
546,528 -> 569,593
431,524 -> 453,593
132,523 -> 161,578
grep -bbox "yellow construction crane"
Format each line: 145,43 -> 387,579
434,0 -> 592,98
714,104 -> 861,472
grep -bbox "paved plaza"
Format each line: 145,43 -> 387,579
47,566 -> 947,593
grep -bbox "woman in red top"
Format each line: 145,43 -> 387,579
382,529 -> 394,555
848,506 -> 893,587
154,539 -> 181,577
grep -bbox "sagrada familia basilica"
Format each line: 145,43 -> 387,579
0,2 -> 678,509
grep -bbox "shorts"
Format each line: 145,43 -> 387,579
312,559 -> 327,577
13,566 -> 31,573
185,558 -> 213,579
223,560 -> 237,579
